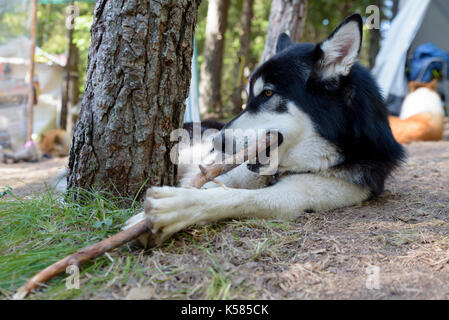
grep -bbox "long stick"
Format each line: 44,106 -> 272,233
190,131 -> 278,188
14,131 -> 279,299
13,220 -> 149,300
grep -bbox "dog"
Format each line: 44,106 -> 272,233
125,14 -> 405,247
38,129 -> 71,158
388,78 -> 445,144
1,129 -> 70,164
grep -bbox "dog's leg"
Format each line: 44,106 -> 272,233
126,174 -> 370,246
206,163 -> 273,189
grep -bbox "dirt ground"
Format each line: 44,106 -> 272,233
0,157 -> 67,197
1,121 -> 448,299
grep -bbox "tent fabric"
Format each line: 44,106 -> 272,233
0,37 -> 64,147
184,35 -> 200,123
409,0 -> 449,54
372,0 -> 431,100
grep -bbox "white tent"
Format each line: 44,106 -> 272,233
372,0 -> 449,115
0,37 -> 65,149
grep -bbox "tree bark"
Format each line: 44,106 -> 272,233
199,0 -> 231,117
260,0 -> 307,63
231,0 -> 254,115
68,0 -> 201,202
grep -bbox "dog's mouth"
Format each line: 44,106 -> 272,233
247,131 -> 283,174
211,130 -> 284,172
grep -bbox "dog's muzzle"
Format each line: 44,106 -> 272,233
211,129 -> 284,172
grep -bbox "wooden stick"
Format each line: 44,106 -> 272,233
14,131 -> 279,299
13,219 -> 149,300
190,131 -> 278,188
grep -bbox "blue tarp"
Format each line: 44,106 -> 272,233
409,43 -> 449,82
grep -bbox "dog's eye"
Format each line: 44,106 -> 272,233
264,89 -> 273,97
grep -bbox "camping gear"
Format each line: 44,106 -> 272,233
408,43 -> 449,83
0,37 -> 65,150
1,142 -> 38,164
372,0 -> 449,116
1,0 -> 66,150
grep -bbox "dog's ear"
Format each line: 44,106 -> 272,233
313,14 -> 363,79
276,32 -> 293,54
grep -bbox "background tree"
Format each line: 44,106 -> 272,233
199,0 -> 231,117
68,0 -> 201,202
230,0 -> 254,115
60,27 -> 79,130
368,0 -> 383,68
260,0 -> 308,63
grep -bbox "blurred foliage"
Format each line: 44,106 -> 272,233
0,1 -> 94,96
36,2 -> 94,95
197,0 -> 272,118
72,12 -> 94,95
197,0 -> 391,117
303,0 -> 391,67
1,0 -> 393,115
0,1 -> 31,44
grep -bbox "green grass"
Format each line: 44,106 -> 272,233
0,188 -> 140,299
0,186 -> 300,300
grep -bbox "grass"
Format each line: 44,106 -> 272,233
2,136 -> 449,300
0,187 -> 288,300
0,188 -> 139,299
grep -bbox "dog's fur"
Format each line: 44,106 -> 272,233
125,14 -> 405,246
388,79 -> 445,144
38,129 -> 71,158
1,129 -> 70,164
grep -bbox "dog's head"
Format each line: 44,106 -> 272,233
213,14 -> 364,174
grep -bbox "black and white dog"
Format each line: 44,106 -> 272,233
125,14 -> 405,246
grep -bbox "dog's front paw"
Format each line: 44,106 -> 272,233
144,186 -> 203,245
122,211 -> 159,248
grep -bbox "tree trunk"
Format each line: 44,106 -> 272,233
368,25 -> 381,68
368,0 -> 383,69
199,0 -> 230,117
260,0 -> 307,63
231,0 -> 254,115
68,0 -> 201,202
392,0 -> 400,20
61,28 -> 79,131
27,0 -> 37,142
